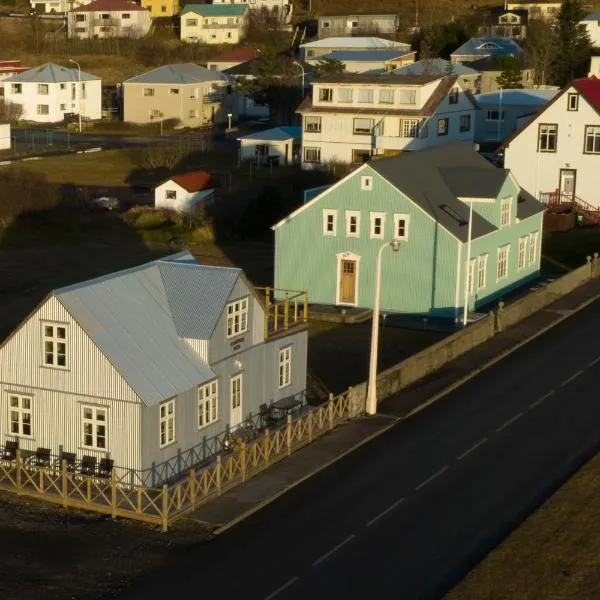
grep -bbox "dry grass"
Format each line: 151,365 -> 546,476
444,451 -> 600,600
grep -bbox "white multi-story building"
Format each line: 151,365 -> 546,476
212,0 -> 292,24
504,77 -> 600,208
297,73 -> 478,169
180,4 -> 248,44
68,0 -> 151,39
3,63 -> 101,123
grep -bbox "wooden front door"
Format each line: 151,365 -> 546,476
339,259 -> 357,304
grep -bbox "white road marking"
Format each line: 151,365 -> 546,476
457,437 -> 488,461
415,466 -> 449,492
312,535 -> 356,567
496,412 -> 523,433
561,370 -> 583,387
366,498 -> 405,527
264,576 -> 299,600
530,390 -> 554,409
590,355 -> 600,367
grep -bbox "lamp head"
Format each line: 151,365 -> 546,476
390,239 -> 401,251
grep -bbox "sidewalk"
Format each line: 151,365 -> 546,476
183,277 -> 600,532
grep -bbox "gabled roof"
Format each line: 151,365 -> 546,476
300,37 -> 409,50
315,50 -> 415,63
313,72 -> 442,85
124,63 -> 228,85
464,54 -> 526,71
391,58 -> 480,77
209,48 -> 258,64
238,126 -> 301,142
182,3 -> 247,16
53,253 -> 242,406
477,88 -> 558,106
73,0 -> 146,11
4,63 -> 100,83
165,170 -> 218,193
451,36 -> 522,58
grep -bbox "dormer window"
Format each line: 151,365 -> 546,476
398,89 -> 416,104
448,87 -> 458,104
478,42 -> 501,50
319,88 -> 333,102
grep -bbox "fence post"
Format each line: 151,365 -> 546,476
190,469 -> 197,507
303,291 -> 308,323
15,450 -> 22,494
328,398 -> 334,431
286,414 -> 292,456
264,428 -> 270,467
61,459 -> 68,508
308,410 -> 313,443
216,455 -> 222,495
161,485 -> 168,532
111,468 -> 117,519
86,477 -> 92,506
241,442 -> 247,481
495,301 -> 504,334
284,292 -> 289,330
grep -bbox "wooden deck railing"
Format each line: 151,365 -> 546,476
540,191 -> 600,223
257,287 -> 308,338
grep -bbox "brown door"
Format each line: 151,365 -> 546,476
339,260 -> 356,304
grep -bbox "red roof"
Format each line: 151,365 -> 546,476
572,76 -> 600,112
0,60 -> 22,68
209,48 -> 258,64
169,171 -> 218,193
75,0 -> 147,11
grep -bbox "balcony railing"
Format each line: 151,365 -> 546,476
257,287 -> 308,338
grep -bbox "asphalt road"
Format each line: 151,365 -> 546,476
117,299 -> 600,600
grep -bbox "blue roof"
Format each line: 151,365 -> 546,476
391,58 -> 480,77
54,252 -> 241,406
477,88 -> 559,106
451,37 -> 522,58
317,50 -> 413,62
238,126 -> 301,142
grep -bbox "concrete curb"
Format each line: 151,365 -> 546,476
213,290 -> 600,536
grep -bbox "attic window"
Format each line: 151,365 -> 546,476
448,87 -> 458,104
567,93 -> 579,111
478,42 -> 501,50
361,176 -> 373,190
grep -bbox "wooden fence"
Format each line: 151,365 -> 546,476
0,391 -> 352,531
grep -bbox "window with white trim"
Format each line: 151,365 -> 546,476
338,88 -> 353,103
497,245 -> 510,281
143,88 -> 154,96
567,93 -> 579,111
318,88 -> 333,102
518,236 -> 527,271
304,147 -> 321,164
226,298 -> 248,338
361,176 -> 373,190
37,104 -> 49,115
500,197 -> 512,228
353,118 -> 373,135
528,231 -> 539,265
397,89 -> 416,104
393,213 -> 409,241
346,210 -> 360,237
437,118 -> 449,136
477,254 -> 488,291
198,380 -> 218,428
304,116 -> 321,133
448,87 -> 459,104
37,84 -> 49,95
379,89 -> 394,104
358,88 -> 373,103
467,258 -> 476,295
584,126 -> 600,154
486,109 -> 504,121
278,347 -> 292,388
538,124 -> 557,152
230,374 -> 242,411
9,394 -> 32,437
400,119 -> 419,138
370,212 -> 385,239
159,399 -> 175,447
322,209 -> 337,236
82,406 -> 107,449
165,189 -> 176,199
42,323 -> 68,368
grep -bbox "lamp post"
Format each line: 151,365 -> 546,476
68,59 -> 82,133
227,112 -> 233,130
293,60 -> 305,93
366,239 -> 401,416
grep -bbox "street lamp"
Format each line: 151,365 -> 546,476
293,60 -> 305,92
227,112 -> 233,130
366,239 -> 401,416
68,59 -> 82,133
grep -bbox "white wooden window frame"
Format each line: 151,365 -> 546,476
393,213 -> 409,241
278,346 -> 292,389
230,374 -> 242,411
518,236 -> 527,271
500,197 -> 512,228
82,405 -> 107,450
8,394 -> 32,438
226,297 -> 249,338
322,209 -> 337,236
42,322 -> 68,369
496,245 -> 510,281
338,88 -> 353,103
567,93 -> 579,111
159,399 -> 175,448
400,119 -> 419,138
361,176 -> 373,191
467,258 -> 476,295
528,231 -> 539,265
345,210 -> 361,238
369,212 -> 385,240
477,254 -> 488,291
198,379 -> 218,429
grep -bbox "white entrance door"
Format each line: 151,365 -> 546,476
559,169 -> 576,200
230,373 -> 243,429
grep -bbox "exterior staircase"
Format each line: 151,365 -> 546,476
539,191 -> 600,225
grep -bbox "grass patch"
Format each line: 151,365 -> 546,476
444,450 -> 600,600
543,228 -> 600,270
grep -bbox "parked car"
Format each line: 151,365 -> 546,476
90,196 -> 119,211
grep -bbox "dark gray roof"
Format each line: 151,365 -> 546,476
315,72 -> 441,85
368,142 -> 508,241
517,188 -> 545,219
4,63 -> 99,83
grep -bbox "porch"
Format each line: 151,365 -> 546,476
539,191 -> 600,225
257,287 -> 309,338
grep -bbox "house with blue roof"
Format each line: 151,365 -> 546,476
181,4 -> 248,44
238,126 -> 301,165
451,37 -> 523,64
0,253 -> 308,485
391,58 -> 481,93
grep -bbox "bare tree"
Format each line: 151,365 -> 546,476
0,99 -> 24,122
524,20 -> 559,86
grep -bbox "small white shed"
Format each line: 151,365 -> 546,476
238,126 -> 301,166
154,171 -> 218,215
0,122 -> 10,150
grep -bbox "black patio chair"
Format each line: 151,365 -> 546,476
98,458 -> 114,479
259,403 -> 277,427
34,447 -> 51,468
59,451 -> 77,472
2,440 -> 18,461
81,456 -> 97,476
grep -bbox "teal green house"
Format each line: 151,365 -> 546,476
272,142 -> 545,320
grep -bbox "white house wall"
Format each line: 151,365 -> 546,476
0,123 -> 10,150
239,139 -> 291,162
154,181 -> 213,213
504,86 -> 600,205
582,19 -> 600,47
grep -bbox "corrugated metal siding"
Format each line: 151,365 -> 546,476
274,166 -> 459,315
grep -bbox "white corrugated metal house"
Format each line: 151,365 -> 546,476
0,253 -> 308,485
237,126 -> 301,165
154,170 -> 218,214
